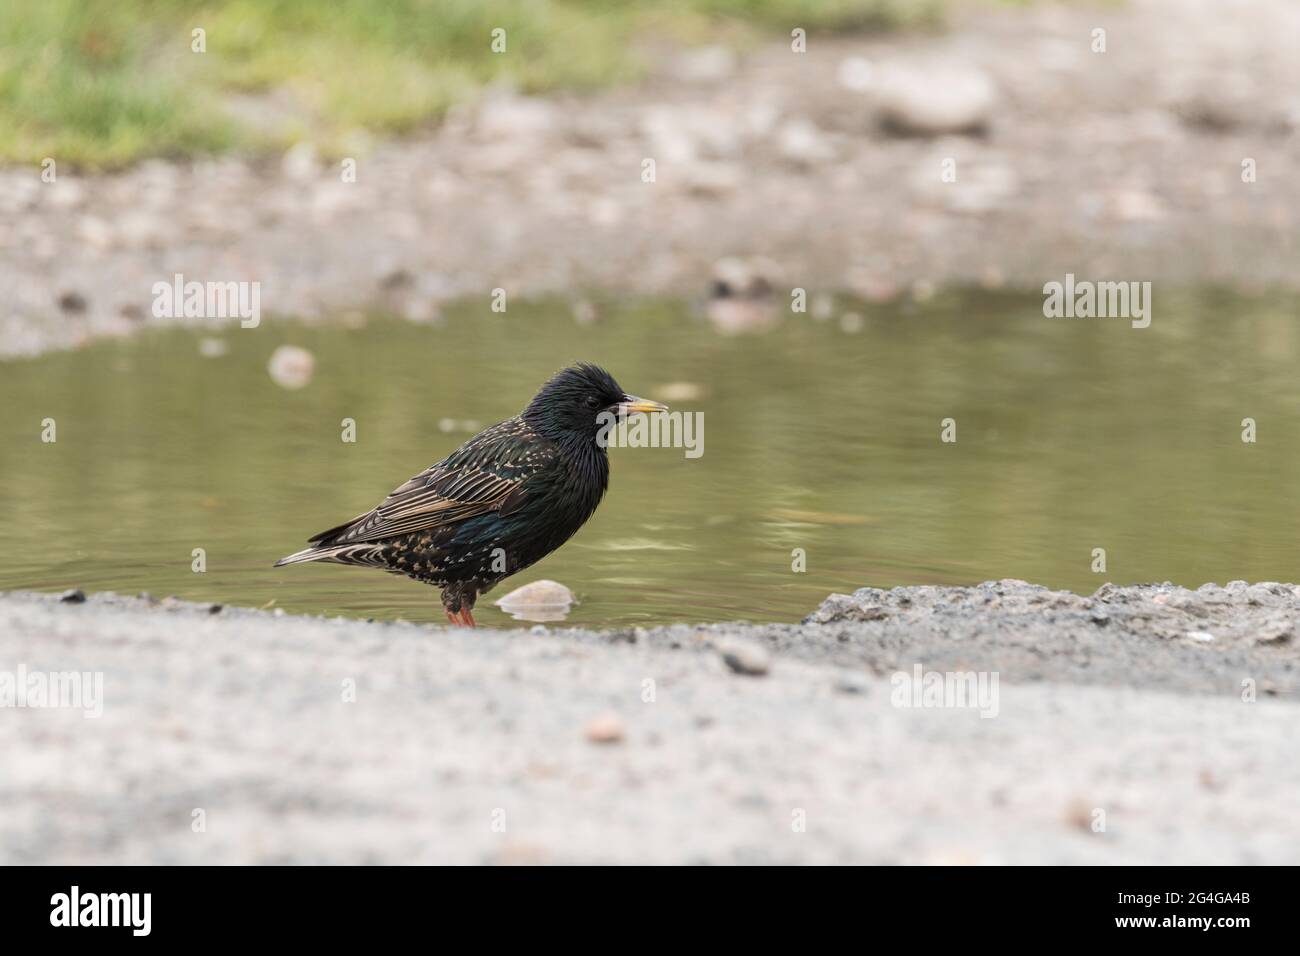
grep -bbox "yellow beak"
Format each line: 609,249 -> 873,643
614,395 -> 669,417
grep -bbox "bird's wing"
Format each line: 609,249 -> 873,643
307,418 -> 553,546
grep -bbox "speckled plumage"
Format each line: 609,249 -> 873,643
275,364 -> 662,625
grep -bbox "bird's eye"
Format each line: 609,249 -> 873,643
585,394 -> 602,409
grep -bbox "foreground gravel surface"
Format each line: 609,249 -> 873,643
2,582 -> 1298,864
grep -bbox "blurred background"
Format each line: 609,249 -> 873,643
2,0 -> 1299,625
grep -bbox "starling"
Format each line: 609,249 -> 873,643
274,364 -> 667,626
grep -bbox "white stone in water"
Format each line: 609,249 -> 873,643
267,345 -> 315,390
655,382 -> 705,402
198,337 -> 228,358
494,580 -> 576,623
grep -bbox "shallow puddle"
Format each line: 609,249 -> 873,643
4,291 -> 1298,626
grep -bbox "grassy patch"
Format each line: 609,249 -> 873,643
0,0 -> 942,169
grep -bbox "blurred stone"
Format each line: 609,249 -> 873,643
1111,188 -> 1166,223
707,298 -> 777,335
718,639 -> 770,676
876,64 -> 997,136
805,593 -> 890,625
1255,617 -> 1293,645
76,216 -> 113,250
117,301 -> 146,322
655,382 -> 704,402
834,671 -> 870,695
198,337 -> 228,358
837,56 -> 875,92
711,256 -> 776,300
643,106 -> 742,161
811,294 -> 835,321
777,119 -> 834,165
475,94 -> 556,140
379,267 -> 413,291
675,45 -> 737,83
398,298 -> 441,324
267,345 -> 316,390
572,299 -> 598,326
46,181 -> 86,209
117,211 -> 166,249
850,274 -> 900,303
682,161 -> 740,197
586,197 -> 622,227
57,290 -> 87,314
707,256 -> 779,334
281,142 -> 320,181
312,183 -> 363,221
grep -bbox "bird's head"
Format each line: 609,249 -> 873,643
523,363 -> 668,445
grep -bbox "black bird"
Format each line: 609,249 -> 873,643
274,364 -> 667,626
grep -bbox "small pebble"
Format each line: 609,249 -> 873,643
198,337 -> 229,358
57,290 -> 88,314
719,639 -> 770,676
834,671 -> 870,695
267,345 -> 315,390
584,712 -> 625,744
59,588 -> 86,604
655,381 -> 704,402
1255,618 -> 1293,645
1185,631 -> 1215,643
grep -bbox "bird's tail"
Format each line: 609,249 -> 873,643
273,544 -> 349,568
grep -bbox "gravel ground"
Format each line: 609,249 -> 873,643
3,0 -> 1299,356
2,581 -> 1298,864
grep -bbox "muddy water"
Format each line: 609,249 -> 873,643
3,291 -> 1298,626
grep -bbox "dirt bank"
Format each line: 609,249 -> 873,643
3,0 -> 1299,357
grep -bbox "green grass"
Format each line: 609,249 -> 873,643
0,0 -> 942,169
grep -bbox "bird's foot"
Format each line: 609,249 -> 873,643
444,608 -> 477,628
